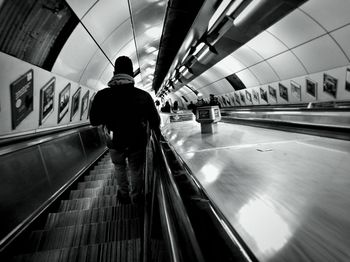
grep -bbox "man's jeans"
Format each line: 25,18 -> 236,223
109,148 -> 145,203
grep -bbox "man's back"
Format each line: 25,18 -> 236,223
90,83 -> 160,149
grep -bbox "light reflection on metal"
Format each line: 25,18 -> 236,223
238,195 -> 292,258
198,163 -> 221,185
233,0 -> 264,26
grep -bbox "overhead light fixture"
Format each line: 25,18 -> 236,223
208,0 -> 245,33
233,0 -> 264,26
208,0 -> 232,31
226,0 -> 245,16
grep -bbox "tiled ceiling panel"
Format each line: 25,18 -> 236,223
51,24 -> 99,83
247,31 -> 288,59
232,45 -> 263,68
66,0 -> 97,19
82,0 -> 129,45
293,34 -> 349,73
236,69 -> 260,88
249,62 -> 280,84
331,24 -> 350,61
267,9 -> 326,48
267,51 -> 307,80
79,49 -> 109,89
211,55 -> 246,78
300,0 -> 350,31
100,19 -> 133,60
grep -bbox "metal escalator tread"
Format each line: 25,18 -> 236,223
12,239 -> 141,262
12,154 -> 142,262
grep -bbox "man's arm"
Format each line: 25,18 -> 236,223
89,91 -> 104,126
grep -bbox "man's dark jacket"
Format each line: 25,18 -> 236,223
89,79 -> 160,150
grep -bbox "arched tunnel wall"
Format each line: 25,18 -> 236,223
0,52 -> 99,138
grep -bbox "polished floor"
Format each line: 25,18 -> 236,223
161,119 -> 350,262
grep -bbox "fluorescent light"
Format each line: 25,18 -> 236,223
208,0 -> 232,31
226,0 -> 245,16
193,42 -> 206,56
196,46 -> 210,61
234,0 -> 264,26
179,65 -> 186,74
145,46 -> 157,53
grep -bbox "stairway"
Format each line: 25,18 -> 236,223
12,154 -> 143,262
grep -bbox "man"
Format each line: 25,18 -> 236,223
209,94 -> 221,108
90,56 -> 161,204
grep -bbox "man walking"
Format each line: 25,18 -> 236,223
90,56 -> 160,204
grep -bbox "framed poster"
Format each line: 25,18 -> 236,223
80,91 -> 89,120
225,94 -> 232,106
323,73 -> 337,98
39,77 -> 55,125
260,87 -> 268,102
87,92 -> 96,119
240,92 -> 246,104
245,90 -> 252,102
10,69 -> 34,129
234,93 -> 241,105
58,83 -> 71,123
279,83 -> 289,101
252,89 -> 259,103
346,68 -> 350,92
70,87 -> 81,121
290,81 -> 301,101
268,85 -> 277,102
306,78 -> 317,98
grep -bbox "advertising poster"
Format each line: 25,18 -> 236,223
306,78 -> 317,98
245,90 -> 252,102
225,94 -> 232,106
58,83 -> 71,123
260,87 -> 268,102
39,77 -> 55,125
87,92 -> 96,119
279,83 -> 289,101
346,68 -> 350,92
10,69 -> 34,129
80,91 -> 89,120
234,93 -> 241,105
70,87 -> 81,121
323,73 -> 337,98
252,89 -> 260,103
240,92 -> 246,104
290,81 -> 301,101
268,85 -> 277,102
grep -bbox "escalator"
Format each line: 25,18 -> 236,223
6,152 -> 166,262
1,125 -> 254,262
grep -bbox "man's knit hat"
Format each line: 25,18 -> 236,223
114,56 -> 133,76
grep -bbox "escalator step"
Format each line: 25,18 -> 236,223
84,173 -> 113,182
45,205 -> 140,229
69,186 -> 118,199
58,195 -> 122,212
13,239 -> 141,262
77,179 -> 118,190
28,219 -> 141,252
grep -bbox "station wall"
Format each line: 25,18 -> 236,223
0,52 -> 99,138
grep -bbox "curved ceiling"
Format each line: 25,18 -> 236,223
1,0 -> 350,103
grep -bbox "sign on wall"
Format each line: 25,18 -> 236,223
10,69 -> 34,129
323,73 -> 337,98
70,87 -> 81,121
80,90 -> 89,120
306,78 -> 317,98
58,83 -> 71,123
39,77 -> 55,125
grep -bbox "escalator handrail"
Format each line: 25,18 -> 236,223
149,130 -> 205,262
166,141 -> 257,262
